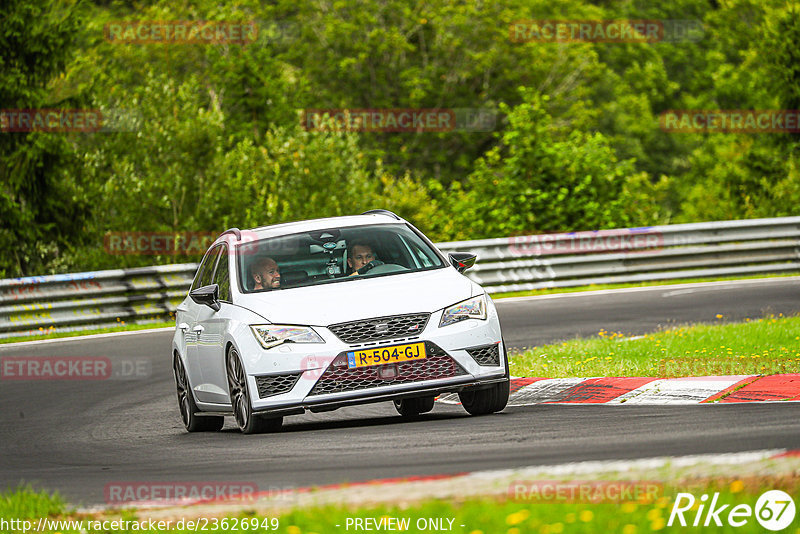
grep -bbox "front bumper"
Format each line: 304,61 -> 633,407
235,303 -> 506,415
255,375 -> 508,416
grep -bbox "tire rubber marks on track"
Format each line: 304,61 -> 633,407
509,378 -> 588,405
443,374 -> 800,406
610,375 -> 755,404
458,374 -> 800,406
717,373 -> 800,402
543,377 -> 659,404
509,377 -> 543,394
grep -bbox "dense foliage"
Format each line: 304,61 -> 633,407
1,0 -> 798,276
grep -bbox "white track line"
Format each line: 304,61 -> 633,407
496,276 -> 800,303
0,326 -> 174,349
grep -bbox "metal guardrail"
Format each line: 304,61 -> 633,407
0,265 -> 195,339
1,217 -> 798,339
436,217 -> 800,293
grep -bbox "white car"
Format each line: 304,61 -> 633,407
172,210 -> 509,433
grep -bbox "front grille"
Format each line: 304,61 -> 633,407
467,343 -> 501,366
255,372 -> 302,398
308,342 -> 467,396
328,313 -> 430,344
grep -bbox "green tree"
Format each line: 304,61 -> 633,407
0,0 -> 88,277
676,0 -> 800,222
443,90 -> 666,240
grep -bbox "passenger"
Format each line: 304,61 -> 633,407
250,257 -> 281,290
347,242 -> 377,276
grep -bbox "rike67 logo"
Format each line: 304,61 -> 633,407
669,490 -> 796,531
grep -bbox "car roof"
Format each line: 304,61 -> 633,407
222,212 -> 406,243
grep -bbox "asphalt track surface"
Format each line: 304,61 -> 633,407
1,277 -> 799,506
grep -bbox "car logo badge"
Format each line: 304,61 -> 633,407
374,323 -> 389,333
408,324 -> 419,331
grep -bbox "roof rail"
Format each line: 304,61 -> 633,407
361,209 -> 401,220
218,228 -> 242,241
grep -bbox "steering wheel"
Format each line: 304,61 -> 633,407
356,260 -> 384,275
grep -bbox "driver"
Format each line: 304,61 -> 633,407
250,256 -> 281,290
347,242 -> 377,276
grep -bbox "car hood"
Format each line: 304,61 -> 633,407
235,268 -> 478,326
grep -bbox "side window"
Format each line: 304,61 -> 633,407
413,244 -> 434,268
400,236 -> 433,268
191,245 -> 222,291
212,245 -> 231,302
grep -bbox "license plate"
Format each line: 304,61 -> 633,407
347,342 -> 427,369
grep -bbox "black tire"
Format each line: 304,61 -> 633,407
459,337 -> 511,415
393,396 -> 435,417
226,346 -> 283,434
173,354 -> 224,432
458,380 -> 510,415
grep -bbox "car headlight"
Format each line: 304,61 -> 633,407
250,325 -> 325,349
439,294 -> 487,327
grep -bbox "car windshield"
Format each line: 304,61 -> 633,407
237,223 -> 445,292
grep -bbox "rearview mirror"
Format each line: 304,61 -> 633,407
448,252 -> 477,273
190,284 -> 220,311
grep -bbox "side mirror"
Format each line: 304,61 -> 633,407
190,284 -> 220,311
448,252 -> 477,273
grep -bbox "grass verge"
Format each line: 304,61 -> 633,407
508,315 -> 800,378
274,479 -> 799,534
2,477 -> 798,533
491,273 -> 799,299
